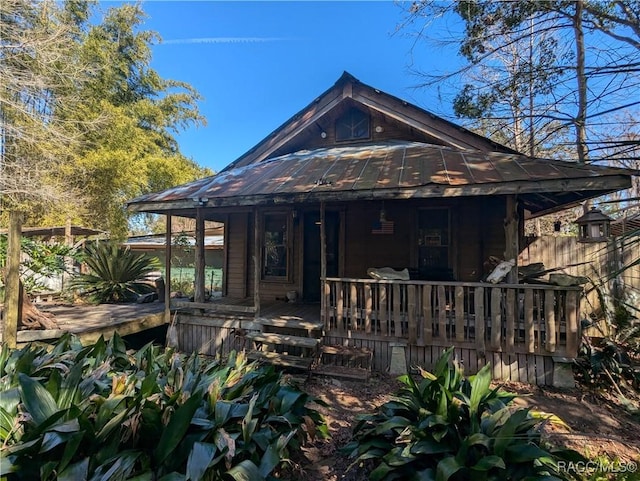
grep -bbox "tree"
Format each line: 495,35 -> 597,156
1,1 -> 211,237
0,0 -> 90,213
401,1 -> 640,166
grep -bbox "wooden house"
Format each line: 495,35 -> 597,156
128,72 -> 634,385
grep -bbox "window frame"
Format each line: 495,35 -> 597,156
261,212 -> 292,281
416,207 -> 451,276
335,107 -> 371,142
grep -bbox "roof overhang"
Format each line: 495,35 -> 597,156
128,141 -> 635,218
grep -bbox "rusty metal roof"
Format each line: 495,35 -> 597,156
128,141 -> 633,215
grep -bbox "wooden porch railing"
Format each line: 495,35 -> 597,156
321,278 -> 582,357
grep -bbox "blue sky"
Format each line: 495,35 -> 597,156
126,1 -> 462,172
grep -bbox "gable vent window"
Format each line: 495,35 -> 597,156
335,108 -> 370,141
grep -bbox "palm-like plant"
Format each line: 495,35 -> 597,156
71,242 -> 160,303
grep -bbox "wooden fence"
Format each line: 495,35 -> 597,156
519,235 -> 640,326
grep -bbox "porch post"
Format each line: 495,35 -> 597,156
320,202 -> 326,322
3,211 -> 22,348
253,208 -> 261,318
164,214 -> 172,323
194,208 -> 206,302
504,195 -> 519,284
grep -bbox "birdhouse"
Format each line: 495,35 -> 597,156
575,207 -> 612,242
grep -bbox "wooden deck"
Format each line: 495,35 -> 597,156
14,301 -> 167,346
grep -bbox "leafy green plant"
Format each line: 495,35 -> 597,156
0,236 -> 80,295
0,333 -> 327,480
341,347 -> 584,481
70,242 -> 161,303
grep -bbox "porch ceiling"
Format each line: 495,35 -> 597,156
128,141 -> 634,216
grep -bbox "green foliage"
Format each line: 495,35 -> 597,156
70,242 -> 161,303
2,0 -> 211,237
0,333 -> 327,480
341,347 -> 584,481
0,236 -> 80,294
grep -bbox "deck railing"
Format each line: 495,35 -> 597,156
321,278 -> 582,357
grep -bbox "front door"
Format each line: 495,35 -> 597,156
303,211 -> 339,302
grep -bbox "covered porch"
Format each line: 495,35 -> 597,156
171,274 -> 580,385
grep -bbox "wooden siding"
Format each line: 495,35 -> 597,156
225,213 -> 249,298
224,198 -> 511,305
341,198 -> 506,282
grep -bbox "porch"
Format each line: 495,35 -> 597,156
172,278 -> 581,386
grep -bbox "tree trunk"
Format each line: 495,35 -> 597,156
18,279 -> 59,330
573,0 -> 589,163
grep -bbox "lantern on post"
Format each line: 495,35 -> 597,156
575,207 -> 612,242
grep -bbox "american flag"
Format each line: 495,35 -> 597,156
372,220 -> 394,235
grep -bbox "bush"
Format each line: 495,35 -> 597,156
0,334 -> 327,480
341,347 -> 584,481
70,242 -> 161,303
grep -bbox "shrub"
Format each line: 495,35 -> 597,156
341,347 -> 584,481
0,334 -> 327,480
70,242 -> 160,303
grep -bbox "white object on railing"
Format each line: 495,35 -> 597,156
367,267 -> 410,280
486,259 -> 515,284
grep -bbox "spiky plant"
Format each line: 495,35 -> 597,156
70,242 -> 161,303
342,347 -> 584,481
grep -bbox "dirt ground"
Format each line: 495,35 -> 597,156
293,374 -> 640,481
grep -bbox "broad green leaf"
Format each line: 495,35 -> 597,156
472,455 -> 505,471
40,460 -> 58,480
411,439 -> 453,455
89,451 -> 140,481
278,387 -> 304,414
59,431 -> 85,474
258,442 -> 281,478
127,472 -> 153,481
0,387 -> 20,414
0,454 -> 20,475
155,391 -> 202,465
436,389 -> 448,417
18,373 -> 58,425
186,442 -> 216,481
226,459 -> 265,481
469,364 -> 491,416
95,404 -> 131,442
369,462 -> 394,481
374,415 -> 411,434
494,408 -> 530,456
436,456 -> 463,481
505,443 -> 552,463
158,473 -> 186,481
40,430 -> 76,453
463,432 -> 491,449
96,395 -> 127,430
58,458 -> 89,481
214,400 -> 232,426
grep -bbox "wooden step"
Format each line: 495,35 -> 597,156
257,317 -> 323,332
247,350 -> 315,370
245,332 -> 320,349
313,365 -> 371,381
320,345 -> 373,372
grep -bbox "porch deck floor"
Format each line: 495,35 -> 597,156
174,295 -> 321,325
15,301 -> 167,346
259,301 -> 321,324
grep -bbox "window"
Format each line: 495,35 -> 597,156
335,108 -> 370,141
263,214 -> 289,279
417,208 -> 452,280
